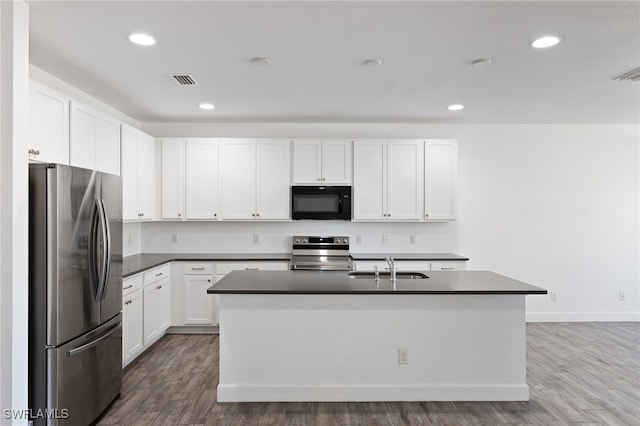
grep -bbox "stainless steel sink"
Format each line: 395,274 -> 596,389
347,271 -> 429,279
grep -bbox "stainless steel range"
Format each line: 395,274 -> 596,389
290,236 -> 352,271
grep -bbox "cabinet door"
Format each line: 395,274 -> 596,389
185,139 -> 219,219
161,139 -> 185,219
425,140 -> 458,220
122,289 -> 143,366
70,101 -> 97,170
96,115 -> 120,175
256,140 -> 291,220
121,126 -> 139,220
353,141 -> 386,220
29,81 -> 69,164
143,283 -> 159,345
219,139 -> 256,219
157,278 -> 171,333
322,140 -> 352,184
292,140 -> 321,184
387,140 -> 423,220
137,133 -> 156,220
184,275 -> 214,325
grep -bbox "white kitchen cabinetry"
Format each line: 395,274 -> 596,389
219,139 -> 291,220
353,260 -> 466,271
186,139 -> 219,219
292,139 -> 351,185
161,139 -> 185,219
142,264 -> 171,346
353,140 -> 423,221
425,139 -> 458,221
122,124 -> 156,221
70,101 -> 121,174
183,263 -> 215,325
122,274 -> 143,367
28,81 -> 70,164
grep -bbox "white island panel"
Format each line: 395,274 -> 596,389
217,293 -> 528,402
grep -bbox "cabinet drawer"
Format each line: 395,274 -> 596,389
143,264 -> 171,285
354,261 -> 431,272
123,274 -> 143,296
430,261 -> 466,271
216,261 -> 289,275
184,263 -> 213,275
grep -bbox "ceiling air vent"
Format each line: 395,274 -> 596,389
614,67 -> 640,81
171,74 -> 199,86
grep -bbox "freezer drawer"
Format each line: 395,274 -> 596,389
43,314 -> 122,426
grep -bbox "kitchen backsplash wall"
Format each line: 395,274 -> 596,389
138,221 -> 458,254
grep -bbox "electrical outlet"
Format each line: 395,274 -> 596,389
356,234 -> 362,244
253,234 -> 260,244
398,348 -> 408,364
550,292 -> 557,301
170,233 -> 178,244
620,291 -> 626,302
382,235 -> 388,244
410,234 -> 417,245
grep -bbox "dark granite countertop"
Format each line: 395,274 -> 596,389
206,270 -> 547,295
123,253 -> 291,277
350,253 -> 469,261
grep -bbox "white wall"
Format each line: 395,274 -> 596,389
123,222 -> 142,256
142,122 -> 639,321
0,1 -> 29,423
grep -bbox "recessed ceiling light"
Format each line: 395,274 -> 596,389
128,33 -> 156,46
251,57 -> 272,66
199,103 -> 215,110
448,104 -> 464,111
471,58 -> 492,67
531,36 -> 561,49
363,59 -> 383,67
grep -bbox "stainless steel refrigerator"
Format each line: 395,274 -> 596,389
29,163 -> 122,425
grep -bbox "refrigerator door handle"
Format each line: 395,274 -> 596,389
66,323 -> 119,357
97,199 -> 111,301
89,198 -> 102,299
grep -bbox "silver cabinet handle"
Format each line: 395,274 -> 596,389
178,213 -> 182,217
317,177 -> 322,181
155,272 -> 163,277
425,214 -> 429,218
191,267 -> 205,271
245,268 -> 259,271
440,267 -> 454,270
214,213 -> 217,217
124,300 -> 131,305
123,284 -> 133,290
156,285 -> 162,289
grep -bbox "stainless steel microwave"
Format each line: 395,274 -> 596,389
291,186 -> 352,220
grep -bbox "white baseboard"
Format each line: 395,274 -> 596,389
217,384 -> 530,402
526,311 -> 640,322
166,325 -> 219,334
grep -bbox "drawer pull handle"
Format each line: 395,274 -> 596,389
124,300 -> 131,305
245,268 -> 259,271
155,272 -> 163,277
156,285 -> 162,289
123,284 -> 133,290
441,267 -> 454,270
191,267 -> 205,271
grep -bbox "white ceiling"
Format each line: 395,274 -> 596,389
28,1 -> 639,124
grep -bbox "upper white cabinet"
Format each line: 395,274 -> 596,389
353,140 -> 423,221
122,124 -> 156,221
292,139 -> 351,185
70,101 -> 120,174
424,140 -> 458,221
161,139 -> 185,219
28,81 -> 70,164
186,139 -> 219,219
220,139 -> 291,220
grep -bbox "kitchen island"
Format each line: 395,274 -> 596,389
207,270 -> 546,402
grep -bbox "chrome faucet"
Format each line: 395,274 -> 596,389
374,265 -> 380,281
385,256 -> 397,283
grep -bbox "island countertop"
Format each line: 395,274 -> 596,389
206,270 -> 547,295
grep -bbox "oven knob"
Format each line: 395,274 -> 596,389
295,239 -> 300,244
343,238 -> 348,244
303,239 -> 308,243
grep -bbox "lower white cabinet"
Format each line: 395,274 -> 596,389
122,264 -> 170,367
122,274 -> 143,367
353,260 -> 466,272
183,263 -> 215,325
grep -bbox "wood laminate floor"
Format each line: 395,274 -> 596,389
99,323 -> 640,425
